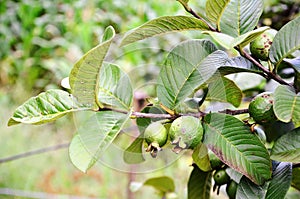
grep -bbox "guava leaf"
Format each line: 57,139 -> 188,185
120,16 -> 209,46
206,76 -> 242,107
265,161 -> 292,199
206,0 -> 263,37
98,63 -> 133,111
157,39 -> 228,110
231,26 -> 270,48
203,113 -> 271,185
216,56 -> 263,75
144,176 -> 175,193
69,26 -> 115,110
8,89 -> 87,126
292,167 -> 300,191
188,165 -> 212,199
271,127 -> 300,163
123,135 -> 145,164
236,176 -> 265,199
69,111 -> 130,172
273,85 -> 300,127
192,143 -> 212,172
270,16 -> 300,67
284,57 -> 300,73
202,31 -> 234,49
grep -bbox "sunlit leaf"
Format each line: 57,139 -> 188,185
98,63 -> 133,111
157,39 -> 228,110
144,176 -> 175,193
69,26 -> 115,110
270,16 -> 300,67
188,165 -> 211,199
206,0 -> 263,37
273,85 -> 300,127
120,16 -> 209,46
192,143 -> 212,172
271,128 -> 300,163
123,135 -> 145,164
206,76 -> 242,107
265,161 -> 292,199
8,89 -> 86,126
203,113 -> 271,185
236,176 -> 265,199
69,111 -> 130,172
202,31 -> 234,49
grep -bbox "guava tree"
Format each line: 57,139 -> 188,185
8,0 -> 300,198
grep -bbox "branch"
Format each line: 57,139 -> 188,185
177,0 -> 216,31
240,49 -> 292,86
0,143 -> 69,164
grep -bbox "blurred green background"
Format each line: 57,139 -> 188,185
0,0 -> 299,198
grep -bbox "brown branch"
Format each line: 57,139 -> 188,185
0,143 -> 69,164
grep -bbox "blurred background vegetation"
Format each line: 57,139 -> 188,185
0,0 -> 299,198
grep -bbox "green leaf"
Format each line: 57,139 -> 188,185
144,176 -> 175,193
206,76 -> 242,107
216,56 -> 263,75
98,63 -> 133,111
188,165 -> 212,199
192,143 -> 212,172
274,85 -> 300,127
203,113 -> 271,185
120,16 -> 209,46
136,106 -> 166,133
292,167 -> 300,191
270,16 -> 300,67
284,57 -> 300,73
69,111 -> 130,172
157,39 -> 228,110
69,26 -> 115,110
271,127 -> 300,163
206,0 -> 263,37
8,89 -> 86,126
231,26 -> 270,48
102,26 -> 115,42
202,31 -> 234,49
123,135 -> 145,164
265,161 -> 292,199
236,176 -> 265,199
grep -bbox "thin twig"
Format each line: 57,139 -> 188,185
240,49 -> 292,86
0,143 -> 69,164
293,163 -> 300,169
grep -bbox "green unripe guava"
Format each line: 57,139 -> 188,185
144,122 -> 168,147
226,180 -> 238,199
169,116 -> 203,152
213,169 -> 230,185
249,92 -> 277,124
250,29 -> 277,61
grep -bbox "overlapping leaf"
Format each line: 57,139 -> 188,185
120,16 -> 209,46
157,39 -> 228,110
69,111 -> 130,172
98,63 -> 133,111
270,16 -> 300,67
206,76 -> 242,107
123,135 -> 145,164
69,26 -> 115,110
236,176 -> 265,199
8,89 -> 86,126
203,113 -> 271,185
188,165 -> 212,199
206,0 -> 263,37
265,161 -> 292,199
292,168 -> 300,191
144,176 -> 175,193
192,144 -> 212,172
273,85 -> 300,127
271,128 -> 300,163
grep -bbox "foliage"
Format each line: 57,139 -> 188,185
6,0 -> 300,198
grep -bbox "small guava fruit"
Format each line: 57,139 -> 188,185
226,180 -> 238,199
248,92 -> 277,124
250,29 -> 277,61
213,169 -> 230,186
208,151 -> 223,170
169,116 -> 203,153
144,121 -> 168,158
